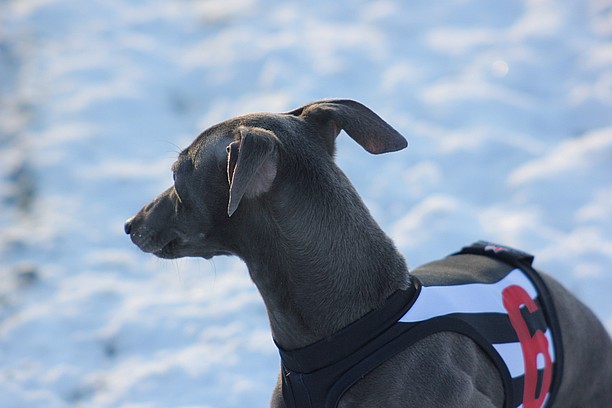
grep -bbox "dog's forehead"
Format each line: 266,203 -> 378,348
181,121 -> 234,163
187,112 -> 300,153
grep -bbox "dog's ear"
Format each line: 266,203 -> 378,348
226,127 -> 279,217
287,99 -> 407,155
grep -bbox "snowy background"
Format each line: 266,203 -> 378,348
1,0 -> 611,406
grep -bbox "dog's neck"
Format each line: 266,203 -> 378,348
227,177 -> 411,350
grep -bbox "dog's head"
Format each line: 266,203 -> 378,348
124,99 -> 407,260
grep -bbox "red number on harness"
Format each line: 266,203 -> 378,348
502,285 -> 553,408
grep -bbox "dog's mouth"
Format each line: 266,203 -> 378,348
153,238 -> 182,259
129,229 -> 183,259
129,225 -> 228,260
152,236 -> 229,260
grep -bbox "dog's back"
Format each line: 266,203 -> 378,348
541,273 -> 612,406
412,245 -> 612,408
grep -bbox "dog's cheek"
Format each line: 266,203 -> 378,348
188,181 -> 228,227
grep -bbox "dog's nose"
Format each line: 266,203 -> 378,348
124,216 -> 135,235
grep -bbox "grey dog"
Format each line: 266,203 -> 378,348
125,99 -> 611,407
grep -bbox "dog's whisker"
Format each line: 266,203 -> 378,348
171,259 -> 184,283
161,140 -> 183,155
207,259 -> 217,287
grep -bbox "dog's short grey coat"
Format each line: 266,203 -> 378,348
125,99 -> 612,407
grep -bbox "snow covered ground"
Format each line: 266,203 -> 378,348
1,0 -> 611,406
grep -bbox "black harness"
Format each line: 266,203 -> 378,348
277,241 -> 564,408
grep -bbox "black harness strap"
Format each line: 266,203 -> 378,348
278,283 -> 420,407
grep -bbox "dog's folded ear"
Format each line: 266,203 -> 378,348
226,127 -> 279,217
287,99 -> 408,155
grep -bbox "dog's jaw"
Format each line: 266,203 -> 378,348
128,224 -> 229,260
127,224 -> 177,256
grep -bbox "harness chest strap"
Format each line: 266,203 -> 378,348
277,283 -> 420,406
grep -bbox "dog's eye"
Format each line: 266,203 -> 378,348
172,172 -> 177,182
